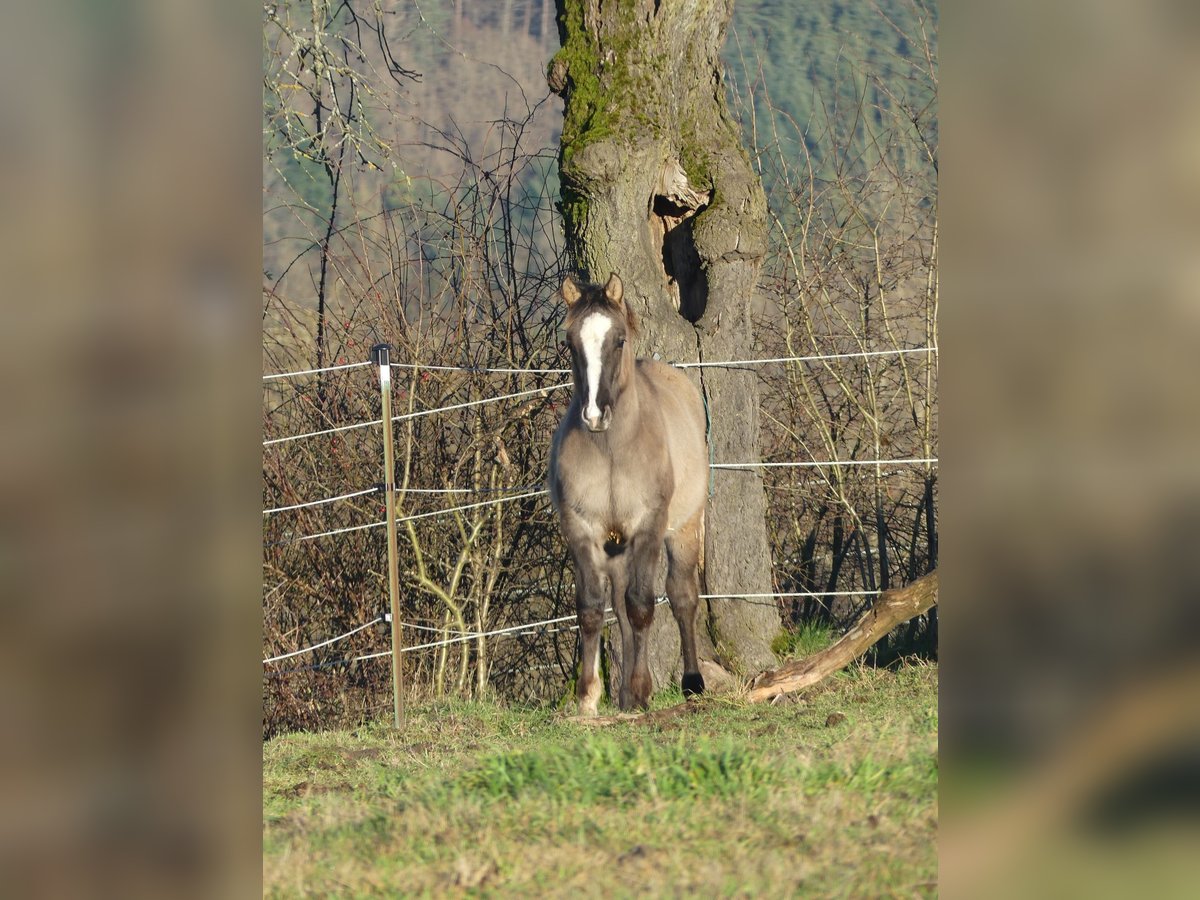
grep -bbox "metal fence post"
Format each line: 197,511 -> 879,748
371,343 -> 404,729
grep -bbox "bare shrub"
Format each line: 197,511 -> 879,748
730,1 -> 938,655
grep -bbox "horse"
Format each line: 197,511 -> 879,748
547,272 -> 709,715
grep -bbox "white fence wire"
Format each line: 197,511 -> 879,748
261,347 -> 936,447
711,458 -> 938,470
263,360 -> 373,381
263,617 -> 384,664
264,486 -> 380,516
386,362 -> 570,374
262,345 -> 935,382
262,416 -> 383,447
265,459 -> 936,545
269,489 -> 549,545
673,347 -> 936,369
349,598 -> 677,664
263,586 -> 893,670
263,484 -> 544,518
262,345 -> 937,679
262,382 -> 569,448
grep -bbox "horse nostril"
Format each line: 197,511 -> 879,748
582,408 -> 610,432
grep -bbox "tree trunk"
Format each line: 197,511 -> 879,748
551,0 -> 778,685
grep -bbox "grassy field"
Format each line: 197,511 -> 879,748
263,663 -> 938,897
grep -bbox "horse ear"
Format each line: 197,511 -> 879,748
560,275 -> 582,308
603,273 -> 624,308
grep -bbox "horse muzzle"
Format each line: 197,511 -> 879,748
583,405 -> 612,432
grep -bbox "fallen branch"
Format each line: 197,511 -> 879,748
747,570 -> 939,703
562,571 -> 937,725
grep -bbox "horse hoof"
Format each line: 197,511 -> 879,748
682,672 -> 705,696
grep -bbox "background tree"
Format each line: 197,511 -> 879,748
549,0 -> 780,681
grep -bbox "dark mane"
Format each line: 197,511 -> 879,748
563,280 -> 639,336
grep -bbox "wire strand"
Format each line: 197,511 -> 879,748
267,489 -> 549,545
391,484 -> 543,495
352,613 -> 580,659
352,598 -> 672,660
399,621 -> 475,636
674,346 -> 937,368
389,382 -> 569,424
265,460 -> 935,545
386,362 -> 570,374
711,457 -> 938,470
263,617 -> 383,664
394,489 -> 548,525
262,484 -> 543,517
262,349 -> 938,446
701,590 -> 881,598
263,360 -> 373,381
261,591 -> 911,676
263,486 -> 379,516
261,457 -> 931,522
368,346 -> 937,376
268,520 -> 384,545
262,416 -> 382,448
261,382 -> 569,448
261,347 -> 934,393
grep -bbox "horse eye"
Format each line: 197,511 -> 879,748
617,338 -> 626,349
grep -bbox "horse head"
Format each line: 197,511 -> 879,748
561,273 -> 638,433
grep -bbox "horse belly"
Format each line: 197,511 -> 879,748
666,473 -> 706,533
663,423 -> 708,532
640,363 -> 707,532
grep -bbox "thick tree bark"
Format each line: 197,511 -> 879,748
551,0 -> 778,686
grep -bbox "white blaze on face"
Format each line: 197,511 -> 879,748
579,312 -> 613,423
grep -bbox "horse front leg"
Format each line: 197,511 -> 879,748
666,511 -> 705,697
607,561 -> 633,711
572,545 -> 609,717
624,528 -> 664,711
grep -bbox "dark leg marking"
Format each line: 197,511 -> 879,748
666,515 -> 706,698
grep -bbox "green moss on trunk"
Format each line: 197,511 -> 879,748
553,0 -> 724,246
550,0 -> 606,169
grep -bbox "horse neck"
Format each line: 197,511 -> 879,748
603,356 -> 646,445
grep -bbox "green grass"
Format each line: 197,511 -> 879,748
263,663 -> 938,897
771,621 -> 837,659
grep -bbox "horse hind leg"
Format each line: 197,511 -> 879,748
666,511 -> 705,697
